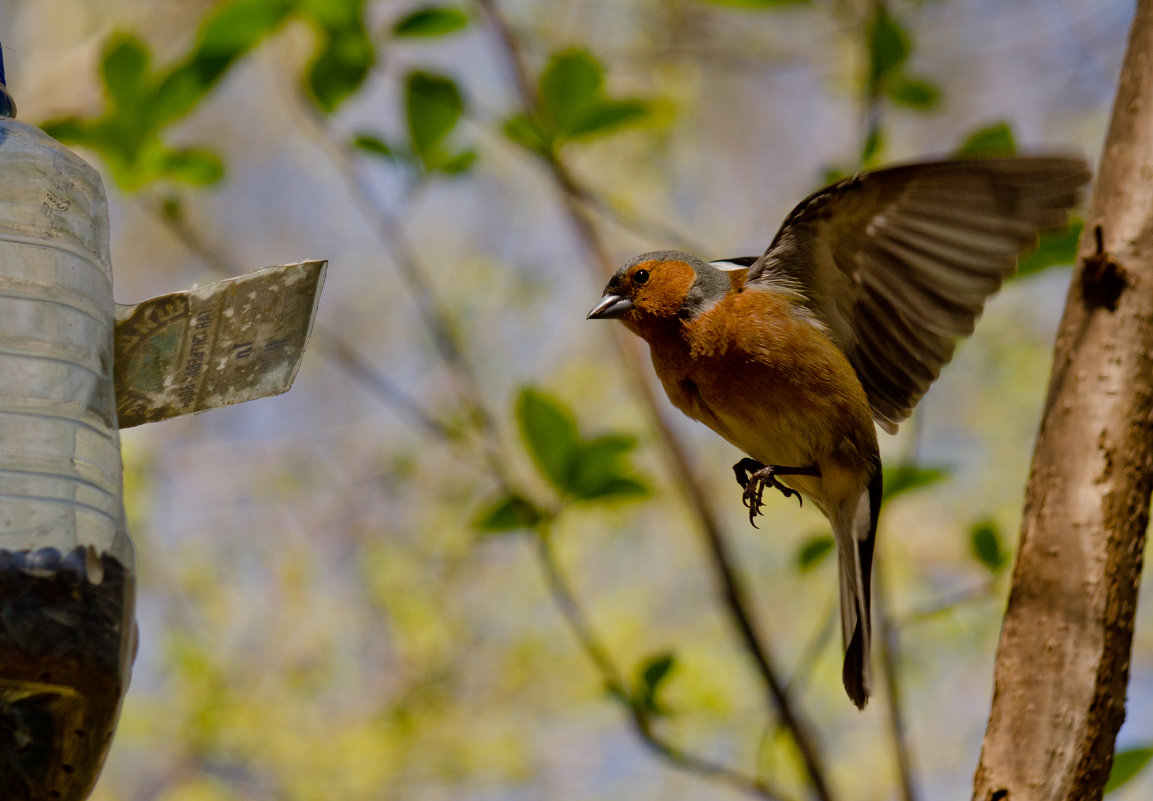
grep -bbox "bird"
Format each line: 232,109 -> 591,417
587,156 -> 1090,709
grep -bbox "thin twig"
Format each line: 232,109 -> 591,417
140,198 -> 462,444
534,526 -> 793,801
899,580 -> 996,624
564,179 -> 708,255
278,86 -> 514,477
283,85 -> 501,454
874,556 -> 918,801
785,591 -> 838,698
474,3 -> 835,799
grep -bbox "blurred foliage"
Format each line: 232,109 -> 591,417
796,534 -> 835,571
27,0 -> 1137,799
391,5 -> 471,38
633,651 -> 678,717
504,48 -> 653,155
514,387 -> 648,503
969,520 -> 1008,574
866,4 -> 940,113
954,120 -> 1017,158
42,0 -> 375,187
1018,221 -> 1085,278
473,387 -> 648,533
352,66 -> 477,178
1108,746 -> 1153,794
403,70 -> 477,174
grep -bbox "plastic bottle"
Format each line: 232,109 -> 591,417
0,45 -> 136,801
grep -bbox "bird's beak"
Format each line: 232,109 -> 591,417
587,294 -> 633,320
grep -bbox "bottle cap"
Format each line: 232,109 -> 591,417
0,43 -> 16,119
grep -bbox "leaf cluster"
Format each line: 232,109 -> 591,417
474,387 -> 649,533
41,1 -> 473,189
504,49 -> 653,156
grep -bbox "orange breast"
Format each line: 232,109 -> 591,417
644,287 -> 877,502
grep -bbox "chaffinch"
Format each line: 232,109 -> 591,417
587,157 -> 1090,708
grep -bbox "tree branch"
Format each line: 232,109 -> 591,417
875,557 -> 918,801
973,2 -> 1153,798
140,198 -> 462,444
533,526 -> 795,801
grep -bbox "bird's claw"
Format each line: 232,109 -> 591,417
732,458 -> 763,490
732,461 -> 804,528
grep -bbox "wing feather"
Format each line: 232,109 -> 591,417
749,157 -> 1090,432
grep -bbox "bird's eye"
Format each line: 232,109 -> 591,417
634,269 -> 650,286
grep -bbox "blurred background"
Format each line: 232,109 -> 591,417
0,0 -> 1148,799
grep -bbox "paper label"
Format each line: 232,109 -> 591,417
113,260 -> 326,428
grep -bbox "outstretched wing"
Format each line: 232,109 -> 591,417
748,157 -> 1090,433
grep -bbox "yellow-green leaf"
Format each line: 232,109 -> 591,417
516,387 -> 580,493
954,121 -> 1017,158
473,494 -> 545,534
393,6 -> 469,37
405,70 -> 465,170
1106,746 -> 1153,794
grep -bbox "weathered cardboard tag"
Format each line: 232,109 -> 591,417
113,260 -> 326,428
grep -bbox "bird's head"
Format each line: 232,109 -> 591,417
586,251 -> 735,330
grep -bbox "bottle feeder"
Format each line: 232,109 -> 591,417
0,46 -> 325,800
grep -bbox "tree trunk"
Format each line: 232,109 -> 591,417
972,3 -> 1153,800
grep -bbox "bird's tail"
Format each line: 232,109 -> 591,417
837,465 -> 882,709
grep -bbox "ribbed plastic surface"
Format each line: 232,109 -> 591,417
0,117 -> 135,801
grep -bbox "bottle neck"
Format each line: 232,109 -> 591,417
0,45 -> 15,119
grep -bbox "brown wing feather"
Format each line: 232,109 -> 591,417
748,157 -> 1090,433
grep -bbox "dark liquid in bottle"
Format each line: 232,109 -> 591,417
0,547 -> 134,800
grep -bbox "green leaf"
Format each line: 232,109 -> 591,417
531,48 -> 652,147
473,493 -> 545,533
567,434 -> 631,480
437,148 -> 478,175
150,66 -> 220,130
516,388 -> 580,493
861,124 -> 884,166
307,25 -> 375,113
41,117 -> 106,149
586,476 -> 649,500
156,148 -> 225,186
565,99 -> 650,140
634,652 -> 677,716
886,76 -> 940,110
393,6 -> 470,37
882,463 -> 952,502
954,121 -> 1017,158
567,434 -> 649,501
101,33 -> 151,110
819,165 -> 851,186
352,133 -> 395,159
797,535 -> 835,571
195,0 -> 293,62
503,112 -> 552,155
152,0 -> 293,127
405,70 -> 465,170
1106,746 -> 1153,794
297,0 -> 364,28
1016,220 -> 1083,279
868,5 -> 910,91
539,49 -> 604,136
969,520 -> 1007,574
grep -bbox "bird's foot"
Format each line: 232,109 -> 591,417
732,458 -> 765,490
732,459 -> 821,528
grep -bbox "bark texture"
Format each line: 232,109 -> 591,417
972,3 -> 1153,800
